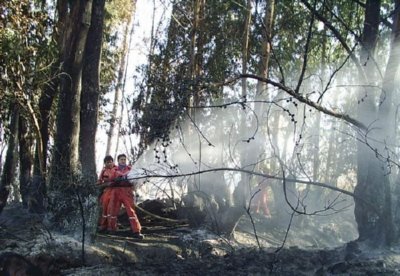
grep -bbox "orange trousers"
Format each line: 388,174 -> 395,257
253,187 -> 271,217
99,188 -> 113,230
107,187 -> 141,233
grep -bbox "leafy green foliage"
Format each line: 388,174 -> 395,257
133,0 -> 249,148
0,0 -> 57,138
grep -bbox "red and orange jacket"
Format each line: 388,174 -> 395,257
98,165 -> 117,186
114,165 -> 132,187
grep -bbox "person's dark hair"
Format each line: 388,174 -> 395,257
117,154 -> 127,161
104,155 -> 114,163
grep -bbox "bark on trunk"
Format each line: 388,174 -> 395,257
0,106 -> 19,214
48,0 -> 93,229
33,0 -> 66,181
34,74 -> 57,178
50,0 -> 92,190
18,116 -> 33,209
354,0 -> 400,245
80,0 -> 106,180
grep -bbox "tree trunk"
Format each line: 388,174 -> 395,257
29,66 -> 59,214
186,0 -> 205,193
32,0 -> 65,187
105,14 -> 133,157
48,0 -> 92,228
354,0 -> 400,245
34,75 -> 57,177
241,0 -> 251,96
18,116 -> 33,209
386,1 -> 400,242
256,0 -> 274,95
230,0 -> 276,236
115,14 -> 136,158
0,105 -> 19,214
80,0 -> 106,180
323,120 -> 336,183
235,0 -> 275,202
354,0 -> 380,244
50,0 -> 92,189
235,0 -> 253,208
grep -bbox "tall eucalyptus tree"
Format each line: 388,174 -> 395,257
49,0 -> 93,191
291,0 -> 400,246
353,0 -> 400,245
80,0 -> 107,180
47,0 -> 95,229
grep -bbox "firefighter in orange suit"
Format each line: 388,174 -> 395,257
253,182 -> 271,218
97,155 -> 117,231
107,154 -> 144,239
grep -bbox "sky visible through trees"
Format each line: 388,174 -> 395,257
95,1 -> 164,167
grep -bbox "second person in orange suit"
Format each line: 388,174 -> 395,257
252,182 -> 271,218
107,154 -> 144,239
97,155 -> 117,232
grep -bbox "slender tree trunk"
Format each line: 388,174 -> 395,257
29,72 -> 58,214
0,105 -> 19,214
34,76 -> 57,178
323,120 -> 336,183
228,0 -> 276,236
374,0 -> 400,244
105,14 -> 133,156
236,0 -> 253,207
241,0 -> 251,96
18,116 -> 33,208
32,0 -> 65,192
256,0 -> 274,96
312,25 -> 328,183
188,0 -> 204,109
80,0 -> 106,180
252,0 -> 277,205
186,0 -> 205,193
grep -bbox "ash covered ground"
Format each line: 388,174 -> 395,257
1,202 -> 400,275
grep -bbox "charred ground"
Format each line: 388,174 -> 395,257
1,201 -> 400,275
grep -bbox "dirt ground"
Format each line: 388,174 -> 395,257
1,203 -> 400,275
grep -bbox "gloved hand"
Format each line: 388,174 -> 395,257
109,181 -> 117,187
115,175 -> 127,181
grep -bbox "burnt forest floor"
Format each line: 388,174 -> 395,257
1,202 -> 400,275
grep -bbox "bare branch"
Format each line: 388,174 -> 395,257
131,167 -> 351,196
120,166 -> 378,215
295,0 -> 316,93
233,74 -> 367,130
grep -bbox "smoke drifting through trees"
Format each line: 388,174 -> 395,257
130,71 -> 359,246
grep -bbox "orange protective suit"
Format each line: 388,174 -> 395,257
97,164 -> 117,230
107,165 -> 142,233
253,184 -> 271,217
